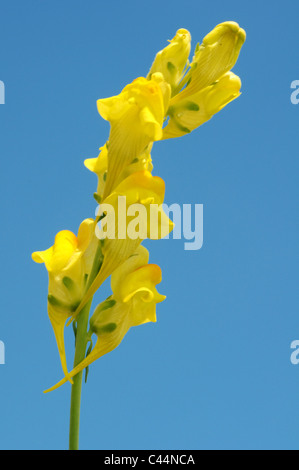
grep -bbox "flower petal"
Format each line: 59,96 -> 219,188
32,231 -> 78,273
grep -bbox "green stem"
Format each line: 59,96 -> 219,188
69,299 -> 92,450
68,239 -> 104,450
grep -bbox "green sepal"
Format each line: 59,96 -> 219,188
93,193 -> 102,204
62,276 -> 75,291
84,340 -> 93,384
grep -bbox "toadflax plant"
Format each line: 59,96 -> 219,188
32,21 -> 246,450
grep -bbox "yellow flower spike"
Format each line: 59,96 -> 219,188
97,75 -> 169,198
148,28 -> 191,93
163,71 -> 242,139
32,219 -> 97,379
69,171 -> 173,321
44,247 -> 165,393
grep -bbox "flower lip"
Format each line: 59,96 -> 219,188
32,230 -> 78,272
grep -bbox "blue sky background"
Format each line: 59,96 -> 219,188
0,0 -> 298,450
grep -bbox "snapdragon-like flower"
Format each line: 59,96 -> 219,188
163,71 -> 242,139
32,219 -> 97,378
148,28 -> 191,92
70,170 -> 173,320
97,75 -> 170,198
44,246 -> 165,393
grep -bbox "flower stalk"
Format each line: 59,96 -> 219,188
31,21 -> 246,450
69,299 -> 92,450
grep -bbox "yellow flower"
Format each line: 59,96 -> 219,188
97,75 -> 170,198
69,170 -> 173,321
148,28 -> 191,92
163,22 -> 246,138
163,72 -> 241,139
84,143 -> 153,202
32,219 -> 97,378
44,246 -> 165,393
174,21 -> 245,100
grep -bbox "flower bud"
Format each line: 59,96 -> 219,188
163,71 -> 242,139
148,28 -> 191,92
171,21 -> 245,103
